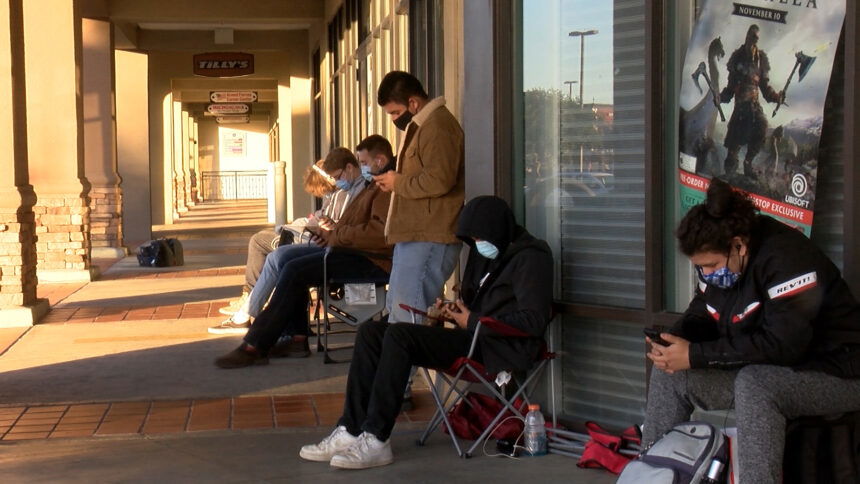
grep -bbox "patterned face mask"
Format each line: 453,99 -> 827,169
475,240 -> 499,260
696,265 -> 741,289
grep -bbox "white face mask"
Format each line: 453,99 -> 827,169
475,240 -> 499,259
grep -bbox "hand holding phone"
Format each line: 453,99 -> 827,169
643,327 -> 672,346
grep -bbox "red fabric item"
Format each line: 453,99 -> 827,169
621,424 -> 642,446
585,421 -> 623,450
577,440 -> 633,474
444,392 -> 526,441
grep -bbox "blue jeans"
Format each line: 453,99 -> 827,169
247,245 -> 323,317
385,241 -> 461,323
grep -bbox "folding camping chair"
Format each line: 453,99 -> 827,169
401,305 -> 556,458
313,246 -> 390,364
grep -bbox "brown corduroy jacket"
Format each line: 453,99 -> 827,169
385,97 -> 465,244
323,181 -> 393,273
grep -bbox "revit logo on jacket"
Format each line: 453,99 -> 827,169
767,272 -> 818,300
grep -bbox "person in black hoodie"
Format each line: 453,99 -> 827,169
643,178 -> 860,484
298,195 -> 554,470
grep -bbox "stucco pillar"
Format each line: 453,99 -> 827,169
191,118 -> 200,203
172,100 -> 187,215
0,0 -> 49,326
181,110 -> 194,207
24,0 -> 97,283
82,18 -> 124,258
115,50 -> 151,245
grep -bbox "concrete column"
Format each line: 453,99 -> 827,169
115,50 -> 151,245
82,18 -> 124,258
181,110 -> 193,208
24,0 -> 97,283
172,100 -> 187,216
189,116 -> 199,204
273,160 -> 287,225
0,0 -> 49,325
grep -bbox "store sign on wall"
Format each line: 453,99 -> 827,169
216,115 -> 250,124
207,104 -> 251,115
193,52 -> 254,77
210,91 -> 258,103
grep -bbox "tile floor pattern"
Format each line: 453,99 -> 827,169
0,391 -> 436,441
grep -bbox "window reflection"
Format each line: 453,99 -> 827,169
521,0 -> 646,308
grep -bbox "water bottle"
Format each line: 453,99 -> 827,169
701,456 -> 726,483
523,403 -> 547,456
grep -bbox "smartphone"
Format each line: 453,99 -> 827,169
643,327 -> 672,346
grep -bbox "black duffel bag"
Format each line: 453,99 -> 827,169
137,238 -> 184,267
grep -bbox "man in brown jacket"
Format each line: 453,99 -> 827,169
215,136 -> 396,368
373,71 -> 464,324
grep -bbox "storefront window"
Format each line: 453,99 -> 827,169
521,0 -> 647,308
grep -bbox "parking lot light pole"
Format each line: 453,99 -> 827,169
568,29 -> 598,107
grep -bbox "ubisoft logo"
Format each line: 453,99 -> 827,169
791,174 -> 808,198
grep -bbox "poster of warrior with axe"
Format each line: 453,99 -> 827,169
678,0 -> 845,235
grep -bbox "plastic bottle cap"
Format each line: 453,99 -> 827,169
528,404 -> 540,411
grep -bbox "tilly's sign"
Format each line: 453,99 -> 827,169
193,52 -> 254,77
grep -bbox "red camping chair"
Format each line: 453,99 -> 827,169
401,304 -> 556,458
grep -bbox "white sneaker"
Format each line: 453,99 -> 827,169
218,293 -> 249,316
207,316 -> 251,335
329,432 -> 393,469
299,426 -> 359,462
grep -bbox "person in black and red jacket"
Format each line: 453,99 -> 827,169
643,178 -> 860,484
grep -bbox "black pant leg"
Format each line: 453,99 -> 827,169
245,252 -> 390,351
337,320 -> 389,436
361,323 -> 473,440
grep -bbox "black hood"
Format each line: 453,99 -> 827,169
456,196 -> 517,253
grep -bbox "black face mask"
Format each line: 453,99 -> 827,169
393,110 -> 413,131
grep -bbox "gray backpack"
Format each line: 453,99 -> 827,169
617,421 -> 728,484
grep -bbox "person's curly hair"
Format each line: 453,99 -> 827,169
302,160 -> 335,198
676,177 -> 759,256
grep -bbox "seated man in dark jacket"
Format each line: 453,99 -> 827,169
215,135 -> 395,367
298,195 -> 554,470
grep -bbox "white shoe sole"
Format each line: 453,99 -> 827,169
329,455 -> 393,469
207,326 -> 249,335
299,449 -> 336,462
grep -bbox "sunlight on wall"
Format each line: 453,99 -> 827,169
216,126 -> 270,171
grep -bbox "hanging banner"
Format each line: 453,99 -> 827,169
678,0 -> 845,235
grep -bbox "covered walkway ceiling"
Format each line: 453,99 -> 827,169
83,0 -> 325,50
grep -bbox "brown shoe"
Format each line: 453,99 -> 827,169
215,345 -> 269,369
269,337 -> 311,358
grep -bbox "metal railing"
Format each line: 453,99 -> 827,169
201,170 -> 267,200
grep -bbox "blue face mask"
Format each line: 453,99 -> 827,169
360,164 -> 373,181
696,265 -> 741,289
335,178 -> 351,191
475,240 -> 499,259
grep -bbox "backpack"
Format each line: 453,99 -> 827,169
136,238 -> 184,267
617,421 -> 727,484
